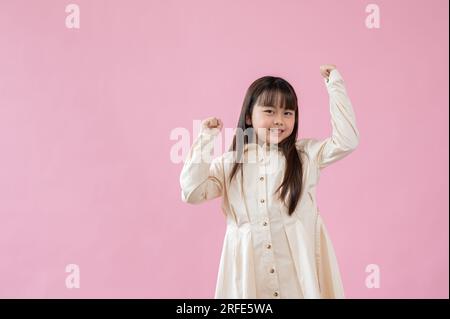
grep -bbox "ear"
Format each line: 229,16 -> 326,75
245,114 -> 252,126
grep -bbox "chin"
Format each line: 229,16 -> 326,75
267,138 -> 282,145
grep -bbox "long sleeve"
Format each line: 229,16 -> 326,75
310,69 -> 360,170
179,128 -> 224,204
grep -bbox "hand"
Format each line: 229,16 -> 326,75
201,117 -> 223,134
319,64 -> 337,79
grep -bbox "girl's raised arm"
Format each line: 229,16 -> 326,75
309,68 -> 360,170
179,118 -> 224,204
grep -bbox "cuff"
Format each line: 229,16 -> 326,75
200,126 -> 221,137
324,69 -> 343,86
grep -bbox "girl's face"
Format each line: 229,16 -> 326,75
246,103 -> 295,146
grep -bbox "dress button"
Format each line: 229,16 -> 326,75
260,176 -> 264,181
263,221 -> 268,226
260,199 -> 265,203
270,268 -> 275,273
273,291 -> 279,297
266,244 -> 272,249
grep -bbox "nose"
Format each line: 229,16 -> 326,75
274,114 -> 284,127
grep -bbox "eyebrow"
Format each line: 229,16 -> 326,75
260,105 -> 293,112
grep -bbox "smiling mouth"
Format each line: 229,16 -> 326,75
269,128 -> 284,134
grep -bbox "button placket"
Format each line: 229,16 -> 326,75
257,159 -> 280,296
257,161 -> 268,223
257,163 -> 267,212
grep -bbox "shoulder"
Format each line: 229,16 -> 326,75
210,151 -> 235,168
295,138 -> 320,154
296,137 -> 329,164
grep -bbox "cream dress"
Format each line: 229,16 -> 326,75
180,69 -> 359,299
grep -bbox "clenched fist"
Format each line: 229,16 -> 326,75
320,64 -> 337,80
201,117 -> 223,135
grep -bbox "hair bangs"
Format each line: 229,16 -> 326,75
255,85 -> 297,112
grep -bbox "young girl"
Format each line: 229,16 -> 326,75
179,65 -> 359,299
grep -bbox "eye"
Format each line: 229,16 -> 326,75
284,111 -> 294,116
264,110 -> 274,114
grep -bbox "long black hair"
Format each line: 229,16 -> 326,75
228,76 -> 303,216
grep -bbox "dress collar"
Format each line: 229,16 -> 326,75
233,143 -> 280,164
243,142 -> 281,153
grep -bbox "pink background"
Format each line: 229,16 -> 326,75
0,0 -> 448,298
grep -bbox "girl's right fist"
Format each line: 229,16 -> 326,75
203,117 -> 223,129
201,117 -> 223,135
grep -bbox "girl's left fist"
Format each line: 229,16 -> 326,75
319,64 -> 337,79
